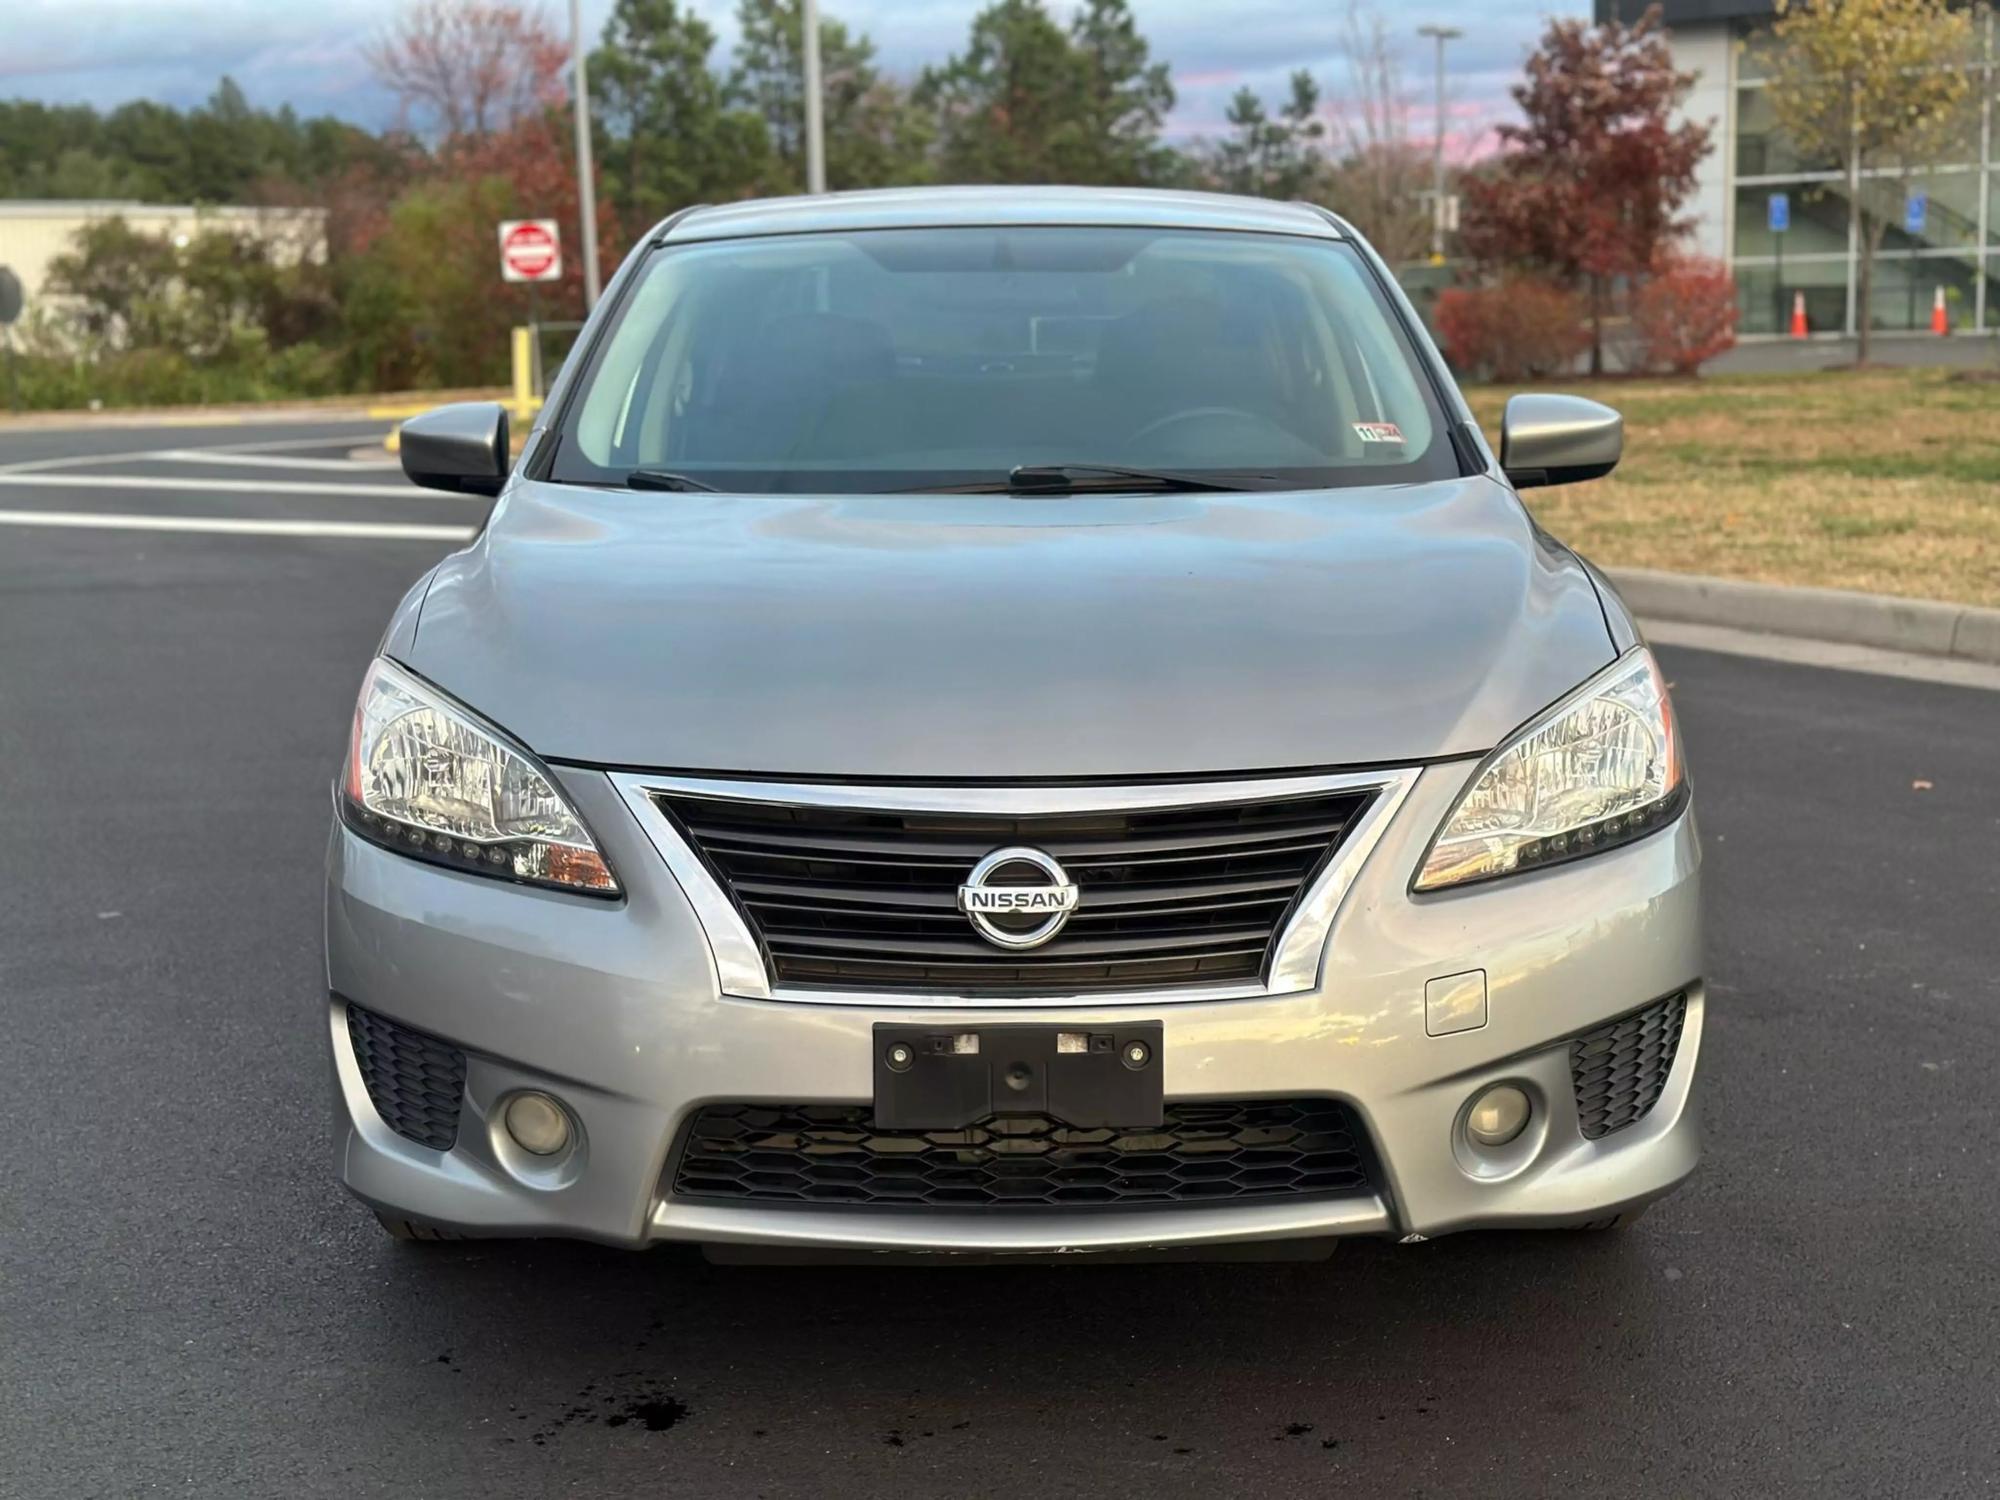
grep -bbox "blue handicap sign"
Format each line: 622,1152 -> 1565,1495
1767,192 -> 1789,234
1906,193 -> 1928,236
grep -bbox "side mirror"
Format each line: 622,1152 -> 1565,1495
399,402 -> 510,497
1499,394 -> 1622,490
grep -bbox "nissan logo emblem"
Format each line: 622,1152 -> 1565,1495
957,846 -> 1080,950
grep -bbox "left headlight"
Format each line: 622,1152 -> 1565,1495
1414,647 -> 1686,893
339,657 -> 620,896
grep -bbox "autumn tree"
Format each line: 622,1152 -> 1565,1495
364,0 -> 568,143
1199,72 -> 1327,200
1324,5 -> 1434,267
1763,0 -> 1976,364
1459,8 -> 1711,373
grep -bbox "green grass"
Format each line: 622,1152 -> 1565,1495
1462,366 -> 2000,608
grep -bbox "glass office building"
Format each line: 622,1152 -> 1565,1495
1598,0 -> 1999,336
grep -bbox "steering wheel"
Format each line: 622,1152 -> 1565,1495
1126,406 -> 1274,446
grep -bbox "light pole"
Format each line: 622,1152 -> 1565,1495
571,0 -> 601,309
802,0 -> 827,194
1416,24 -> 1462,265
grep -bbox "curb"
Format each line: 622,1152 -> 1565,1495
1607,567 -> 2000,666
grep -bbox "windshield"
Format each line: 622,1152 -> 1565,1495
551,226 -> 1457,493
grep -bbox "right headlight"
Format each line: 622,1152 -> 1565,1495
1414,647 -> 1687,892
338,657 -> 620,897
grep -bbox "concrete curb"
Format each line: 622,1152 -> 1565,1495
1608,567 -> 2000,666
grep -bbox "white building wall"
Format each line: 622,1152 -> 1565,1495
1670,22 -> 1735,261
0,202 -> 328,323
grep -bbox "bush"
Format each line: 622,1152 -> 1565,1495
1434,279 -> 1590,381
1632,257 -> 1739,375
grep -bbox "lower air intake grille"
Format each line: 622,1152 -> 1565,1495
347,1004 -> 466,1151
671,1099 -> 1376,1209
1570,993 -> 1687,1140
650,787 -> 1375,996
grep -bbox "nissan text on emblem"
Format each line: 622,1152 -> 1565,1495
957,846 -> 1080,949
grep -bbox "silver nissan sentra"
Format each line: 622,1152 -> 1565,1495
326,187 -> 1702,1256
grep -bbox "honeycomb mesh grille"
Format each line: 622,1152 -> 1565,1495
671,1099 -> 1376,1209
1570,993 -> 1687,1141
346,1004 -> 466,1152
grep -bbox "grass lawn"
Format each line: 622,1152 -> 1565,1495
1460,366 -> 2000,609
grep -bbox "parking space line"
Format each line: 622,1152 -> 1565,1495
0,509 -> 474,540
153,449 -> 400,471
0,473 -> 425,498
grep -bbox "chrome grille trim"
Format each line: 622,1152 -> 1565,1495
609,769 -> 1418,1007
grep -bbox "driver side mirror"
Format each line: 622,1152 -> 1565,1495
399,401 -> 510,497
1499,394 -> 1622,490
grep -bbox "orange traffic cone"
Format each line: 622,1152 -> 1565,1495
1789,291 -> 1808,338
1931,286 -> 1950,335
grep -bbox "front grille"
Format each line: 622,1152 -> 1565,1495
670,1099 -> 1376,1208
1570,993 -> 1687,1140
346,1004 -> 466,1151
651,789 -> 1374,995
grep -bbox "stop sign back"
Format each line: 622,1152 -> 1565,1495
498,219 -> 563,284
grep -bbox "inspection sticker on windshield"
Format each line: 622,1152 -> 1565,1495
1353,422 -> 1405,445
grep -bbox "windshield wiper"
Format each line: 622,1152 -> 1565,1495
622,469 -> 719,492
911,463 -> 1279,495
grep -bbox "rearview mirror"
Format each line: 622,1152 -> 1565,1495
1499,394 -> 1621,490
399,402 -> 510,497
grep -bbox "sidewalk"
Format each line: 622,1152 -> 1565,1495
1707,331 -> 2000,375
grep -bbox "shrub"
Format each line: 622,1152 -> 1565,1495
1632,257 -> 1739,375
1434,279 -> 1590,381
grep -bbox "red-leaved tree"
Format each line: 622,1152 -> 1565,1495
1459,6 -> 1711,374
1631,256 -> 1739,375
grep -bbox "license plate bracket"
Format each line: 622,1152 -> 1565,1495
872,1023 -> 1164,1130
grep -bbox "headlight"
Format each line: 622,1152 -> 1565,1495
339,657 -> 619,896
1414,647 -> 1686,892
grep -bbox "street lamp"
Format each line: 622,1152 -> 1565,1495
571,0 -> 601,309
1416,24 -> 1462,265
803,0 -> 827,194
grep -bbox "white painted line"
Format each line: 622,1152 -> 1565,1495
0,430 -> 398,476
0,509 -> 473,541
154,448 -> 401,472
0,473 -> 424,498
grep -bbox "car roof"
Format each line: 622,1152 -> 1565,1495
658,186 -> 1349,244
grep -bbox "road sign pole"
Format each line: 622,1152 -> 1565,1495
528,284 -> 544,398
1775,229 -> 1784,337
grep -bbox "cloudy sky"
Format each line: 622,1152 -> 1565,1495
3,0 -> 1584,146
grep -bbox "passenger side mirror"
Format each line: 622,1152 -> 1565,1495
1499,394 -> 1622,490
399,402 -> 511,497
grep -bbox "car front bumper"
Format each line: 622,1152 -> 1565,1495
324,758 -> 1704,1253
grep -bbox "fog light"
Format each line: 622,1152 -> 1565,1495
1466,1085 -> 1531,1147
504,1092 -> 571,1156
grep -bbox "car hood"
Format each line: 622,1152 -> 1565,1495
406,476 -> 1614,778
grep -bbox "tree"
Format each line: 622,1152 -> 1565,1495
1324,5 -> 1432,268
592,0 -> 773,232
1458,8 -> 1711,373
1763,0 -> 1976,364
920,0 -> 1085,183
919,0 -> 1173,185
730,0 -> 930,191
1199,72 -> 1327,200
364,0 -> 569,144
1066,0 -> 1177,185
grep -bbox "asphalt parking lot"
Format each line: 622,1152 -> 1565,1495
2,417 -> 1997,1497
